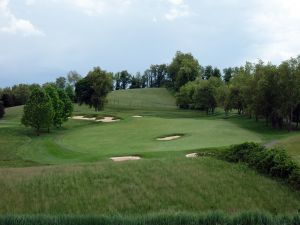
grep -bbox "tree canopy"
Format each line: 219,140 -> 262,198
75,67 -> 113,111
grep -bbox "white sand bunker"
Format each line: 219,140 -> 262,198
71,116 -> 96,121
132,115 -> 143,118
110,156 -> 141,162
157,135 -> 181,141
71,116 -> 120,123
96,117 -> 120,123
186,153 -> 198,158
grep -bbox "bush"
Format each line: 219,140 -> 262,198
220,142 -> 300,190
0,101 -> 4,119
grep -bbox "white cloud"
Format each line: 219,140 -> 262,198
0,0 -> 44,36
71,0 -> 133,16
246,0 -> 300,62
164,0 -> 190,21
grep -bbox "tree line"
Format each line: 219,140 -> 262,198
1,51 -> 300,132
175,57 -> 300,131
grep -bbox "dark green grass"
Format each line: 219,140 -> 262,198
1,212 -> 300,225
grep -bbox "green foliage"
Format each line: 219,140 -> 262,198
65,85 -> 75,102
0,212 -> 299,225
75,67 -> 113,111
193,80 -> 217,114
44,85 -> 64,128
21,88 -> 54,135
55,76 -> 67,89
220,142 -> 300,190
0,101 -> 4,119
168,51 -> 201,91
57,89 -> 73,122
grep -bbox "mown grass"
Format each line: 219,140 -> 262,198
0,89 -> 296,166
1,211 -> 300,225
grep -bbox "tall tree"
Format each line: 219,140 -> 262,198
57,89 -> 73,123
75,67 -> 113,111
67,71 -> 82,87
168,51 -> 201,91
223,68 -> 233,83
56,77 -> 67,89
21,88 -> 54,136
44,85 -> 64,129
119,70 -> 131,89
203,66 -> 213,80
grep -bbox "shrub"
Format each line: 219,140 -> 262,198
219,142 -> 300,190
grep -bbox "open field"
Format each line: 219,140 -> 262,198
0,88 -> 299,215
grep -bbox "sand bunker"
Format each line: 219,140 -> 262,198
96,117 -> 120,123
71,116 -> 96,121
186,153 -> 198,158
71,116 -> 119,123
132,115 -> 143,118
157,135 -> 181,141
110,156 -> 141,162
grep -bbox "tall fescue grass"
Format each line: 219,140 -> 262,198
219,142 -> 300,191
1,212 -> 299,225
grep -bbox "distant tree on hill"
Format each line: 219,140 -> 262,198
65,84 -> 75,102
168,51 -> 201,91
67,71 -> 82,87
0,101 -> 5,119
223,67 -> 233,83
55,76 -> 67,89
120,70 -> 131,89
203,65 -> 213,80
75,67 -> 113,111
130,72 -> 142,89
21,88 -> 54,136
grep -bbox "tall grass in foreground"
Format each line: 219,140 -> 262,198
1,212 -> 300,225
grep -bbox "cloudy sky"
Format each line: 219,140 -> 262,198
1,0 -> 300,86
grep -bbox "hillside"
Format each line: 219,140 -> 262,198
0,88 -> 299,215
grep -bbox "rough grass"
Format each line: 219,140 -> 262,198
1,212 -> 300,225
0,157 -> 299,214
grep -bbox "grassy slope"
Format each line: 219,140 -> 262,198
0,157 -> 299,214
0,88 -> 300,214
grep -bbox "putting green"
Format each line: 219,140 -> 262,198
57,116 -> 262,157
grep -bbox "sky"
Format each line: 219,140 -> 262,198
1,0 -> 300,87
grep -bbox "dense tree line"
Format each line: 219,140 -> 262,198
176,57 -> 300,131
0,101 -> 4,119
